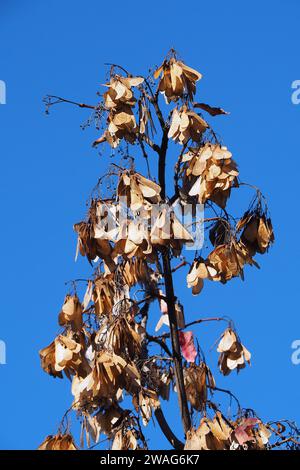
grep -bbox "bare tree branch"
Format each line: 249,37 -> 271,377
154,407 -> 184,450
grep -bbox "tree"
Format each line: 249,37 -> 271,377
39,50 -> 299,451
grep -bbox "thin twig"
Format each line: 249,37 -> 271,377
45,95 -> 98,110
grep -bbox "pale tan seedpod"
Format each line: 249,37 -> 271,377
183,143 -> 238,208
93,407 -> 123,439
184,362 -> 215,411
138,98 -> 155,137
106,316 -> 142,360
138,389 -> 160,426
217,328 -> 251,375
82,281 -> 93,311
111,430 -> 124,450
217,328 -> 237,353
94,104 -> 138,148
239,212 -> 274,255
119,258 -> 152,288
93,129 -> 120,148
75,350 -> 140,403
206,240 -> 259,284
113,219 -> 152,259
58,294 -> 83,330
71,372 -> 94,407
74,220 -> 113,269
112,428 -> 138,450
209,412 -> 232,442
93,274 -> 116,317
38,433 -> 77,450
54,335 -> 81,370
155,313 -> 169,332
53,332 -> 90,379
94,74 -> 144,148
150,208 -> 193,254
39,341 -> 63,378
184,416 -> 230,450
168,106 -> 208,144
83,406 -> 123,445
154,57 -> 201,103
103,75 -> 144,109
187,258 -> 219,295
117,171 -> 161,211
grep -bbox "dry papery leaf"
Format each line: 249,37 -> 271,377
184,362 -> 215,411
39,340 -> 63,379
193,102 -> 229,116
38,433 -> 77,450
237,210 -> 274,256
217,328 -> 251,376
183,142 -> 239,209
154,57 -> 202,103
90,198 -> 119,243
74,171 -> 197,264
82,280 -> 93,311
168,106 -> 208,145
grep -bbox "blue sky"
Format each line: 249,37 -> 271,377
0,0 -> 299,450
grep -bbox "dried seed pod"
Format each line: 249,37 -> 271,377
185,413 -> 232,450
238,212 -> 274,255
94,74 -> 144,148
154,57 -> 202,103
168,106 -> 208,144
183,143 -> 238,208
117,171 -> 161,211
217,328 -> 251,375
38,433 -> 77,450
184,362 -> 215,411
58,294 -> 83,331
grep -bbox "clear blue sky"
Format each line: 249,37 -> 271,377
0,0 -> 299,450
